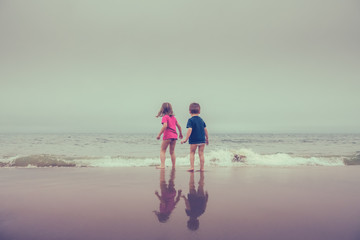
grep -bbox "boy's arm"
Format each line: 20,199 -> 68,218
204,127 -> 209,145
176,122 -> 183,139
175,190 -> 182,205
156,122 -> 167,140
181,128 -> 192,144
182,195 -> 191,210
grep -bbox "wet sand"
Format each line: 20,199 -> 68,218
0,166 -> 360,240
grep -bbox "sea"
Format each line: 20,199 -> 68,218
1,133 -> 359,168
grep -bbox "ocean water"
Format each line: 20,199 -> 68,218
0,133 -> 359,168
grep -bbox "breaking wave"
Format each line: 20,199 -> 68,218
1,149 -> 357,168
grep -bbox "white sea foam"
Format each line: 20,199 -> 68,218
1,148 -> 346,168
225,148 -> 345,167
2,132 -> 358,168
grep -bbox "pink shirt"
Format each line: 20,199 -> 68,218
160,189 -> 177,214
161,115 -> 178,140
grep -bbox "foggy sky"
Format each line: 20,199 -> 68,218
1,0 -> 359,133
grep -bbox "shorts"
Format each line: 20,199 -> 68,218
189,139 -> 206,145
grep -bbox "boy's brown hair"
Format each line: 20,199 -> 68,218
189,103 -> 200,114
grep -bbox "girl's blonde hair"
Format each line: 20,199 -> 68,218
156,102 -> 174,117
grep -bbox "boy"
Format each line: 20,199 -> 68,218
182,171 -> 208,230
181,103 -> 209,172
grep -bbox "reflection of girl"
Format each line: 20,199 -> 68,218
182,171 -> 209,231
154,169 -> 182,223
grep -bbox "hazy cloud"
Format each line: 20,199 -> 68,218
1,0 -> 359,133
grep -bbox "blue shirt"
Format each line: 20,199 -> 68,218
186,116 -> 206,144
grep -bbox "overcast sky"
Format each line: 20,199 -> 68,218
1,0 -> 359,133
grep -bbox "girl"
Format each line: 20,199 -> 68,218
153,169 -> 182,223
156,102 -> 183,169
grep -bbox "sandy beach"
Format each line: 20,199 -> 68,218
1,166 -> 359,240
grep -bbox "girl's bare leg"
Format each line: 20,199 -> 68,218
158,140 -> 171,169
169,168 -> 175,188
160,168 -> 166,190
198,144 -> 205,171
169,140 -> 177,168
189,144 -> 197,171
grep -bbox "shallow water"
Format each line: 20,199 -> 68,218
1,133 -> 359,167
1,167 -> 360,240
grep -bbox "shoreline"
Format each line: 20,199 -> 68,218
0,166 -> 359,240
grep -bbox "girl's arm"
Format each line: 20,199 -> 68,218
155,191 -> 162,200
156,122 -> 168,140
176,122 -> 183,139
181,128 -> 192,144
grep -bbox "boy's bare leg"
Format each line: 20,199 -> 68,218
189,171 -> 196,194
169,140 -> 177,168
189,144 -> 197,171
158,140 -> 170,169
198,144 -> 205,171
198,171 -> 205,195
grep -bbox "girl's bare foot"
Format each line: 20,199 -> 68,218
187,169 -> 194,172
156,166 -> 165,169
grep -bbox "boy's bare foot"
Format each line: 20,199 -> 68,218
197,169 -> 205,172
156,166 -> 165,169
187,169 -> 194,172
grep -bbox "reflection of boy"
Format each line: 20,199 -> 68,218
154,169 -> 182,223
182,172 -> 209,231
